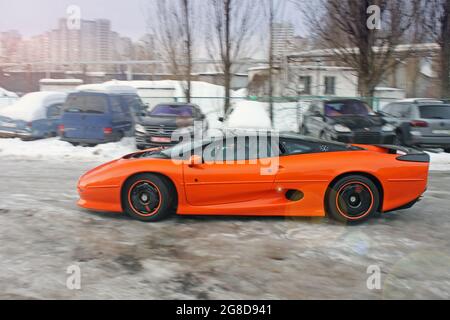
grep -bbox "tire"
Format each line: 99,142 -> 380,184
444,148 -> 450,153
393,131 -> 404,146
137,144 -> 146,150
122,173 -> 176,222
326,175 -> 380,224
116,131 -> 124,142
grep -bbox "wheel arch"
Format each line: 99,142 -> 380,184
326,171 -> 384,212
120,171 -> 179,211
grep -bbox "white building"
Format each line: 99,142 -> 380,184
272,23 -> 295,58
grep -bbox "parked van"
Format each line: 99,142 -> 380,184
0,91 -> 66,140
59,83 -> 146,146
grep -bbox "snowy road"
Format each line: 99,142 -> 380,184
0,158 -> 450,299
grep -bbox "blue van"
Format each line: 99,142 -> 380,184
59,87 -> 145,146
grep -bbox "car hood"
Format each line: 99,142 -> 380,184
329,115 -> 386,129
139,116 -> 194,127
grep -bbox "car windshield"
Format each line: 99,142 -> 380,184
419,105 -> 450,119
161,138 -> 208,159
325,100 -> 375,117
149,105 -> 193,117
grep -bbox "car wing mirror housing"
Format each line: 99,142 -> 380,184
188,154 -> 202,167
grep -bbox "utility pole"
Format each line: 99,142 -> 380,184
268,0 -> 275,127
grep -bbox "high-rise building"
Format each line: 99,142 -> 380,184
272,23 -> 295,58
14,18 -> 132,70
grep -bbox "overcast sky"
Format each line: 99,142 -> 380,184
0,0 -> 305,40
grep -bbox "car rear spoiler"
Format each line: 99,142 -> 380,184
375,145 -> 430,163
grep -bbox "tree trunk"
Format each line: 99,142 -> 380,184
224,0 -> 231,113
182,0 -> 192,103
440,0 -> 450,98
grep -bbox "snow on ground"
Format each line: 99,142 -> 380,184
429,152 -> 450,171
0,137 -> 136,161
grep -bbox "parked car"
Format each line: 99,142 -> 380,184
381,99 -> 450,152
135,103 -> 208,150
59,84 -> 146,146
301,99 -> 396,144
0,91 -> 66,140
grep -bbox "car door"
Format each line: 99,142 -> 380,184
183,136 -> 277,206
46,103 -> 63,136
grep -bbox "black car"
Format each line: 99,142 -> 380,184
135,103 -> 208,149
301,99 -> 396,144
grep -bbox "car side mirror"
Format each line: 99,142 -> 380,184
218,117 -> 224,122
188,154 -> 202,167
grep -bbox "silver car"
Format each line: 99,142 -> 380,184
381,99 -> 450,152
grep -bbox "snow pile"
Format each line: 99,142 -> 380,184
428,152 -> 450,171
226,100 -> 304,132
0,137 -> 136,161
0,92 -> 67,121
0,87 -> 18,109
0,87 -> 18,98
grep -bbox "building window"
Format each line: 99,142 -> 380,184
298,76 -> 311,95
324,76 -> 336,95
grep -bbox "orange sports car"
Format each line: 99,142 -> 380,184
77,132 -> 430,223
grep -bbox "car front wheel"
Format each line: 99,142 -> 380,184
122,173 -> 176,222
326,175 -> 380,224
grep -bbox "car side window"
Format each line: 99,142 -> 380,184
203,137 -> 277,162
47,103 -> 62,118
110,96 -> 123,113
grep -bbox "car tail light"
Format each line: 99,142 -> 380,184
104,127 -> 113,134
410,120 -> 428,127
58,124 -> 65,133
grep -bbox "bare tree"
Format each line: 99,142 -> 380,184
295,0 -> 420,98
147,0 -> 195,101
206,0 -> 260,112
424,0 -> 450,98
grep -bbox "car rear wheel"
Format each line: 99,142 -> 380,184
326,175 -> 380,224
122,173 -> 176,222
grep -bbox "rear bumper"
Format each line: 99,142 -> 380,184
410,135 -> 450,148
60,136 -> 117,145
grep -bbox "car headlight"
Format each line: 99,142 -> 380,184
334,124 -> 351,133
382,124 -> 395,132
135,124 -> 146,134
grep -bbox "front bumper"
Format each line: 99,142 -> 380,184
333,131 -> 396,145
0,130 -> 33,139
